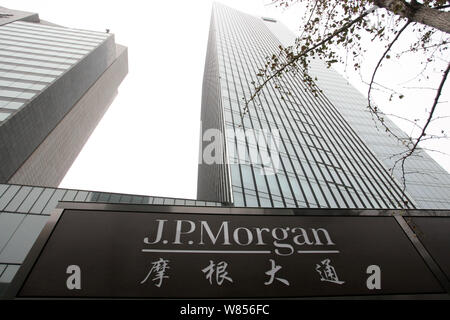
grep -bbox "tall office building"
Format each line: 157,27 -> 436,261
0,6 -> 128,187
197,3 -> 450,209
0,6 -> 130,295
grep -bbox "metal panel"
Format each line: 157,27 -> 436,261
0,215 -> 48,264
74,191 -> 88,202
4,186 -> 32,212
0,213 -> 25,255
29,188 -> 55,214
0,265 -> 20,283
0,185 -> 20,210
62,190 -> 77,202
16,187 -> 43,213
0,184 -> 9,197
408,217 -> 450,283
42,189 -> 67,215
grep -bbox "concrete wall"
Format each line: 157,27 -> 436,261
9,45 -> 128,187
0,34 -> 116,185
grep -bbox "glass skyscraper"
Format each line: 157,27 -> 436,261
197,3 -> 450,209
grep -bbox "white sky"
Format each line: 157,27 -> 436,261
3,0 -> 449,199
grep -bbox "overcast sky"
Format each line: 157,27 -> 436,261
3,0 -> 449,199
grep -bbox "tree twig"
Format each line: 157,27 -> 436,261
245,5 -> 379,110
366,20 -> 411,142
401,61 -> 450,158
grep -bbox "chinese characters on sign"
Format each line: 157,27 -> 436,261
265,259 -> 289,286
202,260 -> 233,285
140,257 -> 345,288
316,259 -> 345,285
141,258 -> 170,287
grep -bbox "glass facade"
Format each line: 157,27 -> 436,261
0,21 -> 109,123
262,11 -> 450,210
197,3 -> 441,209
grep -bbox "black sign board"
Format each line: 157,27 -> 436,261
407,217 -> 450,283
10,204 -> 447,299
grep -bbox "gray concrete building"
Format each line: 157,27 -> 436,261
0,6 -> 132,296
0,6 -> 128,187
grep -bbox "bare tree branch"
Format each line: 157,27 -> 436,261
257,0 -> 450,206
299,0 -> 319,42
397,40 -> 449,55
373,0 -> 450,34
401,60 -> 450,158
390,60 -> 450,198
245,5 -> 378,111
367,20 -> 411,141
